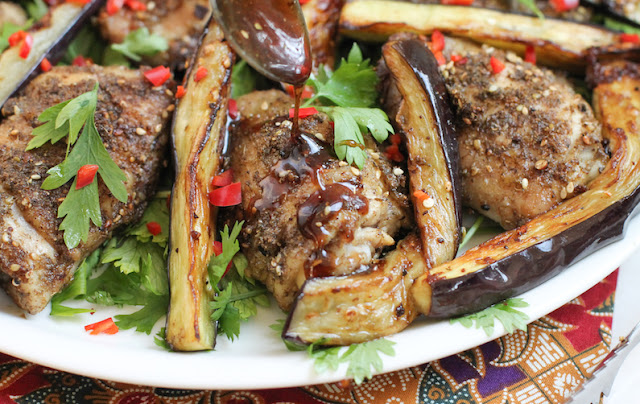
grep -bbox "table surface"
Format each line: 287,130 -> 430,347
602,247 -> 640,403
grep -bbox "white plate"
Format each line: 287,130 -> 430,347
1,213 -> 640,390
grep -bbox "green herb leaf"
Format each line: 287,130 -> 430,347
603,17 -> 640,34
270,319 -> 307,352
57,179 -> 102,249
320,106 -> 393,169
450,298 -> 529,336
50,249 -> 100,316
305,43 -> 379,108
459,215 -> 484,250
126,198 -> 170,246
115,294 -> 169,334
309,344 -> 342,374
207,222 -> 243,286
55,85 -> 98,147
231,59 -> 258,99
342,338 -> 396,384
516,0 -> 544,19
62,26 -> 108,66
24,0 -> 48,21
27,101 -> 73,150
110,27 -> 168,62
0,21 -> 32,54
154,327 -> 172,351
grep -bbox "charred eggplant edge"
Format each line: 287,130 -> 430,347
411,49 -> 640,318
165,21 -> 233,351
0,0 -> 105,109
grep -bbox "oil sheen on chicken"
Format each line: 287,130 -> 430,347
442,41 -> 609,229
226,90 -> 412,310
0,65 -> 173,314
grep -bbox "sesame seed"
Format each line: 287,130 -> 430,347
445,181 -> 452,192
521,178 -> 529,189
560,187 -> 567,199
540,139 -> 548,147
10,264 -> 20,272
516,105 -> 523,112
338,161 -> 348,167
254,22 -> 262,30
350,167 -> 360,176
136,127 -> 147,135
582,135 -> 592,145
535,159 -> 548,170
423,198 -> 435,209
315,222 -> 322,227
30,174 -> 41,180
155,124 -> 162,133
488,85 -> 498,93
567,181 -> 575,193
473,139 -> 482,150
165,89 -> 173,97
463,117 -> 472,125
10,129 -> 18,136
2,233 -> 9,242
314,132 -> 325,141
376,170 -> 381,179
167,104 -> 175,112
393,167 -> 404,176
522,107 -> 529,115
260,101 -> 269,110
324,205 -> 331,215
370,152 -> 380,159
241,30 -> 249,39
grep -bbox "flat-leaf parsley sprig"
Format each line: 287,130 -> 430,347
303,44 -> 393,168
450,298 -> 529,336
27,83 -> 128,249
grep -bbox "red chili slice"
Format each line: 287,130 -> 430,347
524,45 -> 536,64
84,318 -> 119,335
76,164 -> 99,190
144,66 -> 171,87
208,182 -> 242,207
175,85 -> 186,99
72,55 -> 87,67
8,30 -> 26,47
124,0 -> 146,10
66,0 -> 91,5
389,133 -> 402,145
550,0 -> 578,12
146,221 -> 162,236
620,33 -> 640,44
288,107 -> 318,118
211,169 -> 234,187
40,57 -> 52,72
194,66 -> 208,82
430,30 -> 445,53
228,99 -> 238,119
19,34 -> 33,59
440,0 -> 473,5
384,144 -> 405,162
433,51 -> 446,66
106,0 -> 124,14
212,240 -> 233,276
490,56 -> 505,74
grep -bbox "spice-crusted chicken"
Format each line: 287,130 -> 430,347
96,0 -> 210,69
441,39 -> 609,229
0,65 -> 173,314
226,90 -> 412,310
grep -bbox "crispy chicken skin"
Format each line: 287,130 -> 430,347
0,65 -> 173,314
227,90 -> 412,310
96,0 -> 210,69
442,40 -> 609,229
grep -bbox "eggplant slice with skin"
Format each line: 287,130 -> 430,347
339,0 -> 618,71
0,0 -> 105,108
283,39 -> 460,345
411,49 -> 640,319
166,21 -> 233,351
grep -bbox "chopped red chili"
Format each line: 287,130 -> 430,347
208,182 -> 242,207
76,164 -> 99,190
433,51 -> 446,66
289,107 -> 318,119
620,33 -> 640,44
194,66 -> 208,82
212,240 -> 233,275
384,144 -> 405,162
430,30 -> 445,53
490,56 -> 505,74
524,45 -> 536,64
175,85 -> 186,99
8,30 -> 26,47
389,134 -> 402,145
72,55 -> 87,67
66,0 -> 91,4
228,98 -> 238,119
40,57 -> 52,72
144,66 -> 171,87
550,0 -> 578,12
106,0 -> 124,14
124,0 -> 146,10
84,318 -> 119,335
18,34 -> 33,59
440,0 -> 473,5
211,169 -> 234,187
146,221 -> 162,236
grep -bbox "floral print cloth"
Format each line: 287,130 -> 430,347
0,271 -> 617,404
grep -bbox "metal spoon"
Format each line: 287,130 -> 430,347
210,0 -> 312,86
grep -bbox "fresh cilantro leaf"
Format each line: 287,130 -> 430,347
207,222 -> 243,286
603,17 -> 640,34
101,237 -> 164,278
155,327 -> 171,351
111,27 -> 168,62
459,215 -> 484,250
309,344 -> 342,374
86,268 -> 147,306
270,319 -> 307,352
127,198 -> 170,246
516,0 -> 544,19
0,21 -> 32,54
55,85 -> 98,147
341,339 -> 396,384
27,100 -> 73,150
115,294 -> 169,334
50,249 -> 100,316
305,43 -> 379,108
450,298 -> 529,336
57,179 -> 102,249
320,106 -> 393,168
231,59 -> 258,99
24,0 -> 48,20
62,26 -> 108,66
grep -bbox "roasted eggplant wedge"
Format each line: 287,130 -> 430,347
166,21 -> 233,351
339,0 -> 617,71
411,49 -> 640,319
301,0 -> 345,70
284,234 -> 426,345
0,0 -> 105,108
379,37 -> 461,267
284,39 -> 461,345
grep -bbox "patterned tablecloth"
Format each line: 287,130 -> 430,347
0,271 -> 617,404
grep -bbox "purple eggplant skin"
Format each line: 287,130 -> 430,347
382,38 -> 462,264
411,48 -> 640,319
0,0 -> 106,109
